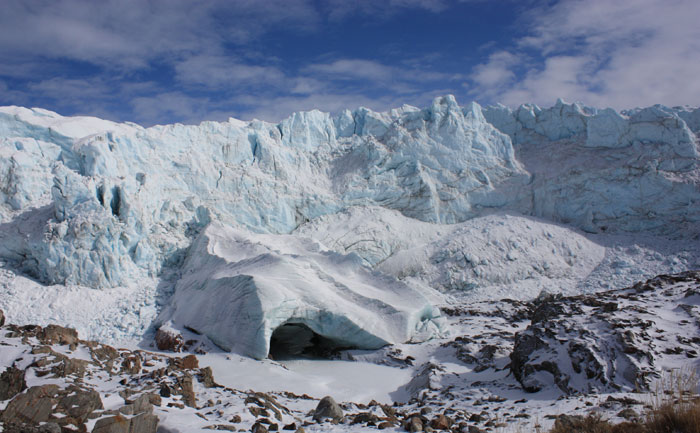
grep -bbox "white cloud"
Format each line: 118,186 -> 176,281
468,0 -> 700,109
324,0 -> 448,21
0,0 -> 319,70
469,51 -> 520,97
305,59 -> 396,82
174,55 -> 286,89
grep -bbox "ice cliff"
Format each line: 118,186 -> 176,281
0,96 -> 698,352
160,222 -> 441,359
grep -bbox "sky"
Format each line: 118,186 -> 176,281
1,0 -> 699,126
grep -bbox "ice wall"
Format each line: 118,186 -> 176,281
0,96 -> 698,291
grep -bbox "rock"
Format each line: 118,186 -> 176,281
282,423 -> 296,430
51,356 -> 89,378
2,422 -> 62,433
0,308 -> 4,326
251,422 -> 268,433
179,375 -> 197,408
430,414 -> 452,430
203,425 -> 237,431
155,327 -> 184,352
617,408 -> 638,420
0,384 -> 59,424
159,383 -> 171,398
37,324 -> 79,346
129,412 -> 159,433
468,413 -> 483,423
120,394 -> 154,415
92,415 -> 131,433
378,421 -> 396,430
351,412 -> 380,425
121,355 -> 142,375
55,387 -> 103,423
408,416 -> 423,432
169,354 -> 199,370
312,396 -> 343,422
198,366 -> 219,388
0,365 -> 26,400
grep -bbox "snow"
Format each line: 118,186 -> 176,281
159,222 -> 444,359
202,353 -> 413,404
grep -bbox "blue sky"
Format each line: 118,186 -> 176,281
1,0 -> 699,126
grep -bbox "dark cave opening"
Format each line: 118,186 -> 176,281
268,322 -> 351,360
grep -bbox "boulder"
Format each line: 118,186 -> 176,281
2,422 -> 61,433
0,308 -> 5,326
312,396 -> 343,423
55,387 -> 103,423
92,415 -> 131,433
0,384 -> 59,424
430,414 -> 452,430
198,366 -> 219,388
155,327 -> 184,352
37,324 -> 79,346
0,365 -> 26,400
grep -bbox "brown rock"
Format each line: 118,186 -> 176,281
129,412 -> 159,433
37,324 -> 79,346
0,308 -> 5,326
121,355 -> 142,375
92,415 -> 130,433
378,421 -> 396,430
0,366 -> 26,400
198,366 -> 220,388
179,375 -> 197,408
408,416 -> 423,432
55,387 -> 103,423
0,384 -> 59,424
430,414 -> 452,430
155,328 -> 184,352
251,422 -> 268,433
51,357 -> 89,378
90,344 -> 119,362
2,422 -> 61,433
351,412 -> 380,425
120,394 -> 154,416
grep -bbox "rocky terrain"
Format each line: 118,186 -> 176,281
2,271 -> 698,432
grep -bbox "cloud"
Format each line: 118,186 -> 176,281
305,59 -> 396,82
469,51 -> 520,97
468,0 -> 700,109
0,0 -> 319,70
323,0 -> 449,21
174,55 -> 287,89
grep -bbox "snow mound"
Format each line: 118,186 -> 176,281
159,222 -> 444,359
297,207 -> 605,299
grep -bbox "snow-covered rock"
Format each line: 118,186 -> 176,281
159,223 -> 443,359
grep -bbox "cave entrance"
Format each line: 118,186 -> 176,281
269,322 -> 349,360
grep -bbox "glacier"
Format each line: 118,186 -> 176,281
0,96 -> 698,355
159,222 -> 442,359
